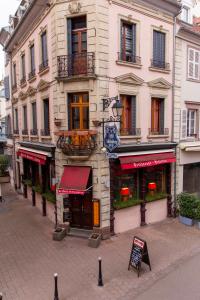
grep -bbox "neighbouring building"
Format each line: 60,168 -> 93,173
175,0 -> 200,196
0,0 -> 181,238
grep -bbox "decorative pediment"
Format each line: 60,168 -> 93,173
18,91 -> 27,100
26,86 -> 37,96
147,78 -> 171,89
37,79 -> 50,91
115,73 -> 144,86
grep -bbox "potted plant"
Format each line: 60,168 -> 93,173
177,192 -> 197,226
0,155 -> 10,183
194,201 -> 200,229
53,226 -> 67,241
88,233 -> 101,248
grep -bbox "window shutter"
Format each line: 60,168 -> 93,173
32,103 -> 37,130
4,76 -> 10,100
23,106 -> 27,129
181,109 -> 187,140
31,45 -> 35,71
44,99 -> 50,130
194,51 -> 199,79
68,95 -> 71,130
153,31 -> 165,66
42,32 -> 48,63
67,19 -> 72,55
132,24 -> 136,57
159,100 -> 164,134
131,96 -> 136,133
188,48 -> 195,78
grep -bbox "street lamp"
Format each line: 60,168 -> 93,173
112,99 -> 123,119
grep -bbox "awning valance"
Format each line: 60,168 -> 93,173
120,152 -> 176,170
58,166 -> 92,195
17,148 -> 49,165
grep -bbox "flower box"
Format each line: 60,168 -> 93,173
179,215 -> 194,226
88,233 -> 101,248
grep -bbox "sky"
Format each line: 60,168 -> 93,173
0,0 -> 200,79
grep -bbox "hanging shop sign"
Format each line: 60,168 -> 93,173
128,236 -> 151,277
93,199 -> 100,227
104,124 -> 120,152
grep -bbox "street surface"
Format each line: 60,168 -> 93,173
1,184 -> 200,300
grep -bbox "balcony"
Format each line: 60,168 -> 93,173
13,129 -> 19,135
41,129 -> 50,137
150,59 -> 170,71
117,52 -> 141,65
28,69 -> 36,81
120,128 -> 141,136
57,52 -> 95,80
39,60 -> 48,73
148,128 -> 169,136
22,129 -> 28,135
56,130 -> 97,160
30,129 -> 38,136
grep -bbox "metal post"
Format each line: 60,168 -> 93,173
54,273 -> 59,300
0,184 -> 2,202
0,292 -> 3,299
98,257 -> 104,287
54,203 -> 58,229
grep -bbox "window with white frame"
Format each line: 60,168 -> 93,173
188,48 -> 200,80
187,109 -> 197,137
182,6 -> 191,23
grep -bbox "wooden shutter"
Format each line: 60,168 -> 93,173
181,109 -> 187,140
187,48 -> 199,79
131,96 -> 136,132
44,99 -> 50,130
32,103 -> 37,130
132,24 -> 136,57
159,100 -> 164,134
30,45 -> 35,71
153,30 -> 165,66
23,106 -> 27,129
67,19 -> 72,55
42,32 -> 48,63
4,76 -> 10,100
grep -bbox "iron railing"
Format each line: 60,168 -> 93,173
118,52 -> 141,64
56,130 -> 97,157
57,52 -> 95,78
30,129 -> 38,136
13,129 -> 19,135
41,128 -> 50,136
149,128 -> 169,136
150,59 -> 170,70
22,129 -> 28,135
28,69 -> 36,80
120,128 -> 141,136
39,60 -> 48,72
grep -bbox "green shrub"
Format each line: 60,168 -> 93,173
32,184 -> 42,194
177,192 -> 198,219
0,155 -> 9,176
194,202 -> 200,220
42,190 -> 56,204
23,179 -> 32,187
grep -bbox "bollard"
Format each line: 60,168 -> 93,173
54,273 -> 59,300
98,257 -> 104,287
0,292 -> 3,300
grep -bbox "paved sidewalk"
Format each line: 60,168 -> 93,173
0,185 -> 200,300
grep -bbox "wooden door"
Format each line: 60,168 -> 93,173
70,194 -> 93,229
72,29 -> 87,75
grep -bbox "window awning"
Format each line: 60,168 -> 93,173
58,166 -> 92,195
17,148 -> 50,165
119,152 -> 176,170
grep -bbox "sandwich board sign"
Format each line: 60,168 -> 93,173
128,236 -> 151,277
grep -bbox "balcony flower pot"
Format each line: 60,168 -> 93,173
53,227 -> 66,241
88,233 -> 101,248
179,215 -> 194,226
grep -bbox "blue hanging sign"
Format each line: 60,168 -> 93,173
104,124 -> 120,152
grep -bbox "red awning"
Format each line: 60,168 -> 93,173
119,152 -> 176,170
58,166 -> 91,195
17,149 -> 47,165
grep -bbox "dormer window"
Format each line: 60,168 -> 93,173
182,6 -> 190,23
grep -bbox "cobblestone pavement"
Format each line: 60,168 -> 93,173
1,184 -> 200,300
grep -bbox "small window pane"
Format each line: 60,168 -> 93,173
71,107 -> 80,129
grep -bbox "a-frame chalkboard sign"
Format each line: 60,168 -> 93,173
128,236 -> 151,277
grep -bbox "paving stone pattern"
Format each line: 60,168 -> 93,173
1,184 -> 200,300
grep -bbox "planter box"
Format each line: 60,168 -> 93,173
88,233 -> 101,248
0,175 -> 10,183
179,215 -> 194,226
53,227 -> 66,241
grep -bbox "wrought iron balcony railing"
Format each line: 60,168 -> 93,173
118,52 -> 141,64
150,59 -> 170,70
13,129 -> 19,135
20,76 -> 26,86
57,52 -> 95,78
39,60 -> 48,72
30,129 -> 38,136
41,128 -> 50,136
149,128 -> 169,136
56,130 -> 97,157
28,69 -> 36,80
120,128 -> 141,136
22,129 -> 29,135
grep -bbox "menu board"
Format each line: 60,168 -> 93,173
128,236 -> 151,277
